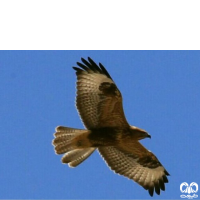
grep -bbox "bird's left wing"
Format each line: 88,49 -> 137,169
98,142 -> 169,196
73,57 -> 129,129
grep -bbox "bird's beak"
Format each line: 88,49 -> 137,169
147,133 -> 151,139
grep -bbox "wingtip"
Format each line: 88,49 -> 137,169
165,169 -> 170,176
72,66 -> 77,70
163,175 -> 169,183
159,179 -> 165,191
148,187 -> 154,197
73,57 -> 113,80
155,182 -> 161,195
76,61 -> 81,65
87,57 -> 95,65
81,57 -> 85,62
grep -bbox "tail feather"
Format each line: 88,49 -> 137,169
52,126 -> 96,167
54,126 -> 86,137
62,148 -> 96,167
55,142 -> 77,154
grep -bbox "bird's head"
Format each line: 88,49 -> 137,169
130,126 -> 151,140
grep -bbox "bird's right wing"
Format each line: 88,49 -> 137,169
98,144 -> 169,196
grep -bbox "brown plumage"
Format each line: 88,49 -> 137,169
52,57 -> 169,197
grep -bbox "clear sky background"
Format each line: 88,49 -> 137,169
0,50 -> 200,199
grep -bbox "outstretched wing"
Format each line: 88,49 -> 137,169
98,142 -> 169,196
73,57 -> 129,129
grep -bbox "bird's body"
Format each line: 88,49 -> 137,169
52,57 -> 169,196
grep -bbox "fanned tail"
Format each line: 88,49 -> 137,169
52,126 -> 96,167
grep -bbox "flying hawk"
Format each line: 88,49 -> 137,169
52,57 -> 169,197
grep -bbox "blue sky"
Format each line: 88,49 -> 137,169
0,51 -> 200,199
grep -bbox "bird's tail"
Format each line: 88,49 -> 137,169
52,126 -> 96,167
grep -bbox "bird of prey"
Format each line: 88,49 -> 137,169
52,57 -> 169,197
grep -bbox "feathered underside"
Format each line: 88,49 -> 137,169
52,57 -> 169,197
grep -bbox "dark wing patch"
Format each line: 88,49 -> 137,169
137,153 -> 162,169
99,82 -> 121,97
